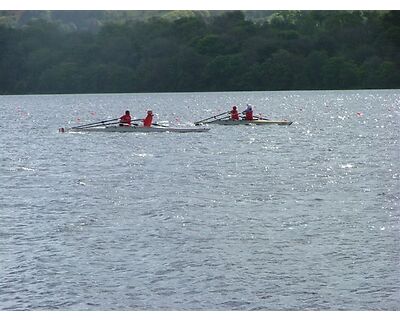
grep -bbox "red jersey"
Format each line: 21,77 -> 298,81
244,110 -> 253,120
231,109 -> 239,120
120,114 -> 131,126
143,114 -> 153,127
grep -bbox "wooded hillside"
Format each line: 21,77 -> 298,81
0,11 -> 399,94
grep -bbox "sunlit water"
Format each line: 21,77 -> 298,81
0,90 -> 399,310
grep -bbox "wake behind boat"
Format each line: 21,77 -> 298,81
61,125 -> 210,133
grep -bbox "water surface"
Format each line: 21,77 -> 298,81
0,90 -> 399,310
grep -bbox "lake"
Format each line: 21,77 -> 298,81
0,90 -> 399,310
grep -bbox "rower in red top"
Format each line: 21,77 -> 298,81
143,110 -> 153,127
242,104 -> 254,120
230,106 -> 240,121
119,110 -> 131,126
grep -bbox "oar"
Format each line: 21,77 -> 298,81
75,118 -> 145,129
152,123 -> 169,127
71,118 -> 119,129
194,111 -> 229,125
81,121 -> 120,129
206,115 -> 231,123
253,115 -> 269,120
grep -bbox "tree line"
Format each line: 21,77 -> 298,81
0,11 -> 399,94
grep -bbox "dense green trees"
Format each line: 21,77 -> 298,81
0,11 -> 399,94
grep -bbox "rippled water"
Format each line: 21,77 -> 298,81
0,90 -> 399,310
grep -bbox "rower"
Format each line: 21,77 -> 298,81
230,106 -> 240,121
242,104 -> 254,120
143,110 -> 153,127
119,110 -> 132,126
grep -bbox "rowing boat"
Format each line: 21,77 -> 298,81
205,119 -> 293,126
61,125 -> 210,133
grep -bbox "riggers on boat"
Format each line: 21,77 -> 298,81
200,119 -> 293,126
194,109 -> 293,126
60,125 -> 210,133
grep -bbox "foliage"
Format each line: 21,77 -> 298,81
0,11 -> 399,94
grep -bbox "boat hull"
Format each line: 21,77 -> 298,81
64,125 -> 210,133
209,119 -> 293,125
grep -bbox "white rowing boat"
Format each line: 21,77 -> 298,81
60,125 -> 210,133
203,119 -> 293,126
